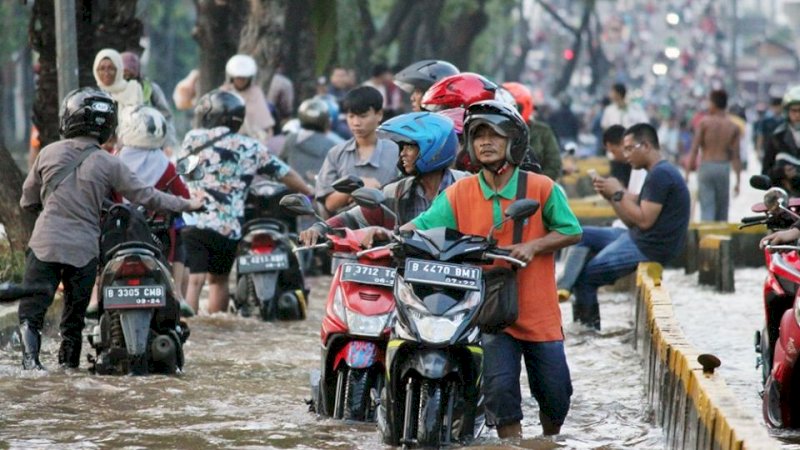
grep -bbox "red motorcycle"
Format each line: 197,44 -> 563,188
745,175 -> 800,427
281,194 -> 395,421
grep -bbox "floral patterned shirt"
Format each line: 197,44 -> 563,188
179,126 -> 290,240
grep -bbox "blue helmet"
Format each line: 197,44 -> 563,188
377,112 -> 457,174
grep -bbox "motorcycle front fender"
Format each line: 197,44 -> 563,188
334,340 -> 382,370
400,348 -> 456,380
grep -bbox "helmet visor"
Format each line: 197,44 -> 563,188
394,80 -> 417,94
466,115 -> 510,138
377,129 -> 417,147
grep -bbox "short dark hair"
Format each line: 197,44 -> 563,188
623,123 -> 660,149
612,83 -> 626,99
603,124 -> 626,145
709,89 -> 728,109
341,86 -> 384,114
770,97 -> 783,107
371,63 -> 389,78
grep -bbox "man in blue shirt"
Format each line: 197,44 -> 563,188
572,123 -> 690,330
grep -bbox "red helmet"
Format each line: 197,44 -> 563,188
502,82 -> 534,123
435,107 -> 465,135
421,73 -> 498,112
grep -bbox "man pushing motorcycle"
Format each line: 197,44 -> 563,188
364,100 -> 583,438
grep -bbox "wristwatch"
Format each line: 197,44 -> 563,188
611,190 -> 625,202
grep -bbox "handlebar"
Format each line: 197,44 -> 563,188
765,244 -> 800,252
356,243 -> 397,258
293,242 -> 331,253
741,215 -> 767,224
485,252 -> 527,268
0,283 -> 53,302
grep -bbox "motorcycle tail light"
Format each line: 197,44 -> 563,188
251,234 -> 275,255
118,259 -> 148,278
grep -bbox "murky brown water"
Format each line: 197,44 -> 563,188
0,276 -> 662,449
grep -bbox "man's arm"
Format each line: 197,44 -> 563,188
685,121 -> 704,178
594,176 -> 662,230
20,156 -> 43,212
730,126 -> 742,194
280,169 -> 313,196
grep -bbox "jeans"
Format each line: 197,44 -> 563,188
18,251 -> 97,345
572,227 -> 648,328
482,333 -> 572,428
698,161 -> 731,222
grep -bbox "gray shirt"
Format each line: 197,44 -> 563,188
314,137 -> 399,200
21,136 -> 193,267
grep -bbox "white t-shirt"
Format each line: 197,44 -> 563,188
601,102 -> 649,130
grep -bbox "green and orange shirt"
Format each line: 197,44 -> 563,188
412,168 -> 582,342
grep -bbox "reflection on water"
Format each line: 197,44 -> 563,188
0,276 -> 662,449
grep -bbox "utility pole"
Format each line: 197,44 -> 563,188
55,0 -> 79,102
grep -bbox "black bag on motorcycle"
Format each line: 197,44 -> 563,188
99,204 -> 159,265
475,267 -> 518,334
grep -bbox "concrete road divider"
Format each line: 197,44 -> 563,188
633,263 -> 778,449
697,235 -> 734,293
680,223 -> 766,273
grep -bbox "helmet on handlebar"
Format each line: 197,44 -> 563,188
194,89 -> 246,132
463,99 -> 530,167
377,112 -> 457,175
59,87 -> 118,143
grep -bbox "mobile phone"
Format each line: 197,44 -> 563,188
587,169 -> 598,180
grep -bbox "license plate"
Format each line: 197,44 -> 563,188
238,252 -> 289,273
403,259 -> 481,291
340,263 -> 396,287
103,285 -> 166,309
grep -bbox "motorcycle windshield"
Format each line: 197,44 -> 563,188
399,228 -> 489,263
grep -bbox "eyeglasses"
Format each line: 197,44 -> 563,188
789,107 -> 800,114
622,142 -> 645,153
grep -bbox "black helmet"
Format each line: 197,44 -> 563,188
394,60 -> 459,94
194,89 -> 246,132
463,100 -> 530,166
59,87 -> 117,143
298,97 -> 330,131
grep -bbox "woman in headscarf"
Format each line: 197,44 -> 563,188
93,48 -> 144,110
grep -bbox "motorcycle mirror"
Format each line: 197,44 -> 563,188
176,155 -> 205,181
332,175 -> 365,194
750,175 -> 772,191
504,199 -> 540,221
279,193 -> 318,218
487,199 -> 541,242
764,187 -> 789,213
351,187 -> 385,209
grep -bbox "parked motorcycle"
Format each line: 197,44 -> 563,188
232,178 -> 308,321
346,188 -> 539,448
281,193 -> 395,421
744,174 -> 800,427
87,203 -> 188,375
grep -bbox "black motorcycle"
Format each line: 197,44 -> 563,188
233,178 -> 308,321
87,204 -> 188,376
350,188 -> 538,448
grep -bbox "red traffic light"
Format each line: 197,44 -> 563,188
563,48 -> 575,60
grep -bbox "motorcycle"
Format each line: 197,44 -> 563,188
743,174 -> 800,427
232,178 -> 308,321
280,193 -> 395,421
87,203 -> 188,375
347,188 -> 538,448
86,157 -> 204,375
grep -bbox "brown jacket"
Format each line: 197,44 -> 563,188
21,136 -> 192,267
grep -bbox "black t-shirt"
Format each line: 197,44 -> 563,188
629,160 -> 690,263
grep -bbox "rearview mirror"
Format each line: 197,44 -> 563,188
332,175 -> 365,194
176,155 -> 204,181
504,199 -> 540,222
750,174 -> 772,191
279,193 -> 316,217
764,187 -> 789,213
351,187 -> 385,209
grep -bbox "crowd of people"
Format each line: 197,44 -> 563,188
15,45 -> 800,440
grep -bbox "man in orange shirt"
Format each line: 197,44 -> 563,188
400,100 -> 583,437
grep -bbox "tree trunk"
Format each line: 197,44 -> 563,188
193,0 -> 248,97
440,1 -> 489,69
551,0 -> 593,95
238,0 -> 288,96
29,0 -> 59,148
284,0 -> 318,102
0,144 -> 35,251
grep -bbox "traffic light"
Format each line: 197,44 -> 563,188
563,48 -> 575,61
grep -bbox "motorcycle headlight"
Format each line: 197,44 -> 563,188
348,311 -> 392,337
395,276 -> 482,344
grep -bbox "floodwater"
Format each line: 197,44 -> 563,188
666,267 -> 800,449
0,276 -> 663,449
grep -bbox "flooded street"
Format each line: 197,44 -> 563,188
0,276 -> 662,449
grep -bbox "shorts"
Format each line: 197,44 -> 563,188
182,227 -> 238,275
481,333 -> 572,427
172,229 -> 186,264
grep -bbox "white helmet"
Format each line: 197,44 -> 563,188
226,54 -> 257,79
118,105 -> 168,148
782,85 -> 800,110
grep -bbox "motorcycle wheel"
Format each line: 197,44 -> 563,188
417,380 -> 445,447
344,367 -> 380,421
332,367 -> 348,419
